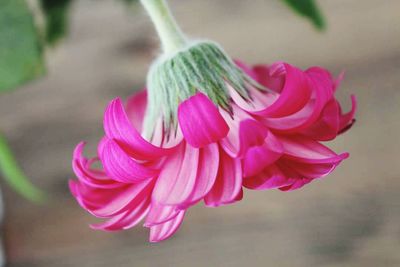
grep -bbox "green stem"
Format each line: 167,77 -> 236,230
140,0 -> 187,54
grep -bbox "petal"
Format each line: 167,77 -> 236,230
247,63 -> 312,117
178,93 -> 229,148
152,143 -> 199,206
278,135 -> 348,164
339,95 -> 357,133
149,210 -> 185,242
100,138 -> 158,183
90,196 -> 150,231
204,150 -> 242,207
125,90 -> 147,132
144,202 -> 180,227
243,164 -> 293,190
72,142 -> 120,189
242,131 -> 284,177
104,98 -> 173,160
252,63 -> 285,92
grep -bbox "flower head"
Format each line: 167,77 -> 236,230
70,0 -> 356,242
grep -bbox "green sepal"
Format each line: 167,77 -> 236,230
144,41 -> 254,138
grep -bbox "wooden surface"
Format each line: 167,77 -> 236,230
1,0 -> 400,266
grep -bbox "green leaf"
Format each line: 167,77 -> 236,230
0,0 -> 45,92
282,0 -> 326,30
40,0 -> 72,45
0,133 -> 46,203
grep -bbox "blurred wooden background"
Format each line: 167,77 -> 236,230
0,0 -> 399,266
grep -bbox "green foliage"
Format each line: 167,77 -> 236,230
0,134 -> 45,203
282,0 -> 326,30
0,0 -> 45,92
40,0 -> 72,45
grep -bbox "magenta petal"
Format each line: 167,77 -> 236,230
100,138 -> 158,183
178,93 -> 229,148
149,210 -> 185,242
144,202 -> 180,227
243,164 -> 293,190
339,95 -> 357,132
125,90 -> 147,132
152,143 -> 199,206
103,98 -> 172,160
204,150 -> 242,207
242,131 -> 284,177
253,63 -> 312,117
252,64 -> 285,92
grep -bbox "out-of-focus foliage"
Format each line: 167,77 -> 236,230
0,134 -> 45,203
0,0 -> 45,92
40,0 -> 72,45
282,0 -> 326,30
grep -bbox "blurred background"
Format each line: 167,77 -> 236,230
0,0 -> 399,266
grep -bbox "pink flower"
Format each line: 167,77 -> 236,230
70,61 -> 356,242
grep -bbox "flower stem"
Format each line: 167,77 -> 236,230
140,0 -> 187,55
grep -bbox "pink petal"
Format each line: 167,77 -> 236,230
252,63 -> 285,92
90,196 -> 150,231
125,90 -> 147,132
278,135 -> 348,164
339,95 -> 357,133
100,138 -> 158,183
242,130 -> 284,177
103,98 -> 173,160
178,93 -> 229,148
250,63 -> 312,117
243,164 -> 294,190
72,142 -> 121,189
144,202 -> 180,227
152,143 -> 199,206
149,210 -> 185,242
204,149 -> 242,207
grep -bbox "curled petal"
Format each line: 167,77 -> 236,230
104,98 -> 173,160
339,95 -> 357,133
149,210 -> 185,242
242,131 -> 284,177
252,64 -> 285,92
204,150 -> 242,207
178,93 -> 229,148
100,138 -> 158,183
72,142 -> 120,189
243,164 -> 293,190
125,90 -> 147,132
278,135 -> 348,164
234,63 -> 311,117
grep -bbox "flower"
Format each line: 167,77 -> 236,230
70,54 -> 356,241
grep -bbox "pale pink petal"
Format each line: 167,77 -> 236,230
125,90 -> 147,132
90,196 -> 150,231
278,135 -> 348,164
100,138 -> 158,183
144,202 -> 180,227
178,93 -> 229,148
152,143 -> 199,206
204,150 -> 242,207
103,98 -> 173,160
149,210 -> 185,242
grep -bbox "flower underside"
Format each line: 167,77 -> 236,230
144,41 -> 262,139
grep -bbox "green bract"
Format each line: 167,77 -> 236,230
144,41 -> 260,137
